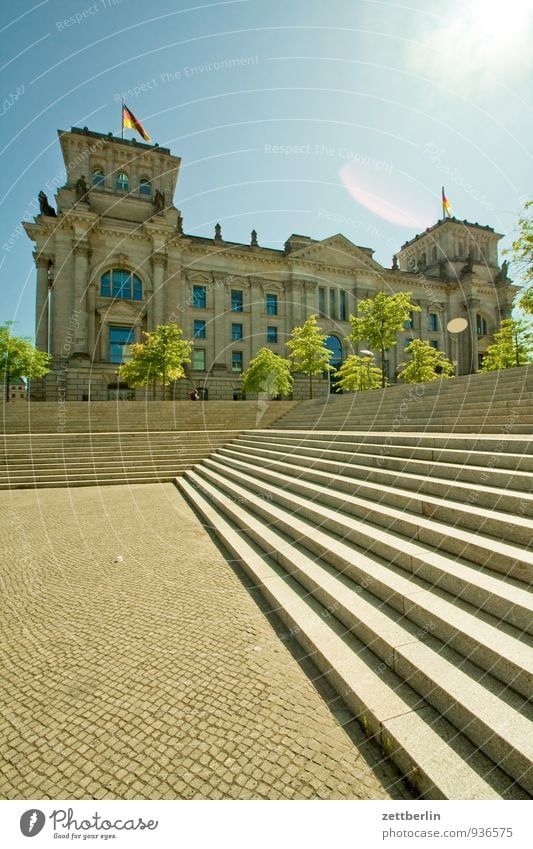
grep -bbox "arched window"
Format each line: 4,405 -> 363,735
116,171 -> 129,191
419,252 -> 426,267
139,177 -> 151,196
101,268 -> 142,301
325,335 -> 343,368
432,247 -> 437,261
92,168 -> 105,188
476,314 -> 488,336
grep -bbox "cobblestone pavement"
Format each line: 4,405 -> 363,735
0,483 -> 412,800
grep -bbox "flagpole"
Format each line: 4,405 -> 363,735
121,98 -> 124,139
442,186 -> 445,219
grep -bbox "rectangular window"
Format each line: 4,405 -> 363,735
231,323 -> 243,341
192,348 -> 206,371
404,338 -> 414,350
231,290 -> 244,312
109,326 -> 134,364
318,287 -> 326,318
193,320 -> 206,339
404,311 -> 414,330
429,313 -> 439,332
193,285 -> 207,309
265,293 -> 278,315
430,340 -> 439,349
329,289 -> 336,320
267,326 -> 278,343
339,290 -> 347,321
231,351 -> 243,372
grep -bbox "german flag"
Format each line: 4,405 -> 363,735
442,186 -> 452,218
122,104 -> 151,141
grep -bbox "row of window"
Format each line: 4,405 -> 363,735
193,285 -> 278,314
92,169 -> 152,195
318,287 -> 348,321
192,349 -> 243,373
193,320 -> 278,343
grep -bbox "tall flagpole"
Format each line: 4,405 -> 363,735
121,98 -> 124,139
442,186 -> 445,219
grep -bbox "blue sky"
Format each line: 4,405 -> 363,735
1,0 -> 531,339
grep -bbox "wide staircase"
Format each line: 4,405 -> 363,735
0,401 -> 296,488
274,365 -> 533,433
176,368 -> 533,800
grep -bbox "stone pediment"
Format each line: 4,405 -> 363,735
288,234 -> 383,271
97,300 -> 143,321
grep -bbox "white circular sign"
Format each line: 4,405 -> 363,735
447,317 -> 468,333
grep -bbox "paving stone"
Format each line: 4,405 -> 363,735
0,483 -> 410,800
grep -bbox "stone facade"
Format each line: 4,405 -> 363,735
24,127 -> 518,401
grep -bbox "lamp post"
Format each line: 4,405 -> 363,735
360,349 -> 374,391
446,318 -> 468,376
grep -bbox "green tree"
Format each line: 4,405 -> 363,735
480,318 -> 533,371
506,199 -> 532,284
286,314 -> 332,399
333,355 -> 383,393
348,291 -> 421,387
118,323 -> 191,399
0,322 -> 51,402
398,338 -> 454,383
241,348 -> 293,397
518,287 -> 533,315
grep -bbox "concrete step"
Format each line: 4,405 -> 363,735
177,472 -> 531,799
248,432 -> 533,471
203,451 -> 533,585
219,441 -> 533,523
0,470 -> 191,489
198,456 -> 533,646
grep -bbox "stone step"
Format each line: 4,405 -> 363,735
202,452 -> 533,583
232,436 -> 533,494
261,430 -> 533,453
219,441 -> 533,523
0,470 -> 190,489
177,472 -> 530,799
248,433 -> 533,471
198,457 -> 533,648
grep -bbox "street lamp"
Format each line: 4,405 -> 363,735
446,318 -> 468,376
359,349 -> 374,390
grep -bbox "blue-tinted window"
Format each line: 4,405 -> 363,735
266,293 -> 278,315
232,351 -> 243,372
109,326 -> 134,364
231,290 -> 243,312
92,168 -> 105,188
267,326 -> 278,343
101,269 -> 142,301
193,320 -> 206,339
329,290 -> 336,320
429,313 -> 439,332
192,349 -> 206,370
476,314 -> 487,336
404,311 -> 414,330
139,178 -> 151,196
318,288 -> 326,317
193,285 -> 207,309
116,171 -> 129,191
339,290 -> 347,321
430,340 -> 439,349
231,323 -> 243,341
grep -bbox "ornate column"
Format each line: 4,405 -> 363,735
73,241 -> 90,352
151,251 -> 167,327
303,280 -> 318,316
33,252 -> 51,353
